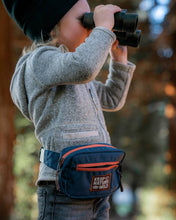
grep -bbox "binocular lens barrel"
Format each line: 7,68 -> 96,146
81,10 -> 141,47
115,12 -> 138,33
82,11 -> 138,33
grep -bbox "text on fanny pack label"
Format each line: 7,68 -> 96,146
90,174 -> 111,191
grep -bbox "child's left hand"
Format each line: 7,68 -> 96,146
110,40 -> 128,65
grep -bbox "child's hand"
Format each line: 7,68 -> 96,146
94,5 -> 121,30
110,40 -> 128,65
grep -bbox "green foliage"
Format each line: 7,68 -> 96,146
137,187 -> 175,220
13,111 -> 39,220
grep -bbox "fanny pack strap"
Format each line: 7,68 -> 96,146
39,147 -> 60,170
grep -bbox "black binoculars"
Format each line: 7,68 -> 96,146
81,9 -> 141,47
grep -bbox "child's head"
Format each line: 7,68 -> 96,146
51,0 -> 91,51
2,0 -> 90,49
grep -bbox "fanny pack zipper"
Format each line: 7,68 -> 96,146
76,161 -> 120,171
60,144 -> 116,166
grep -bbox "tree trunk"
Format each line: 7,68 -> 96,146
0,3 -> 16,219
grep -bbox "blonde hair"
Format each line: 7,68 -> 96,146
22,24 -> 60,55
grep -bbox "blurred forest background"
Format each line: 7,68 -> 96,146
0,0 -> 176,219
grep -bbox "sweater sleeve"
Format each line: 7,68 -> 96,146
26,27 -> 116,88
93,60 -> 136,111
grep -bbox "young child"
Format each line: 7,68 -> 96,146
3,0 -> 136,219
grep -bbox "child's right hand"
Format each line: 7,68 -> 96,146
93,5 -> 121,31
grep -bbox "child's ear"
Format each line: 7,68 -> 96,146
50,30 -> 56,38
50,24 -> 60,39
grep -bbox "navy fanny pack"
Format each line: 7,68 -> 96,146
39,143 -> 125,199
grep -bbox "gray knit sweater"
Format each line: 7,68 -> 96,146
10,27 -> 136,183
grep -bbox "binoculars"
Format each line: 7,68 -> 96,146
81,9 -> 141,47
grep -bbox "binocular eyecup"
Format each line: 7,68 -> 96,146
81,10 -> 141,47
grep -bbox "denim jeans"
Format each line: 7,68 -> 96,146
37,185 -> 110,220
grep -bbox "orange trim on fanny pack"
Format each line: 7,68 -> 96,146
77,161 -> 120,168
76,165 -> 119,172
61,144 -> 116,166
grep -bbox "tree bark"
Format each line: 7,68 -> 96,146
0,3 -> 16,219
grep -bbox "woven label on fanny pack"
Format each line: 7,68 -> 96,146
90,174 -> 111,191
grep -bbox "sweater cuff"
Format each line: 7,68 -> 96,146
110,59 -> 136,74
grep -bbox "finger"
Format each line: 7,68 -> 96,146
94,5 -> 104,9
105,4 -> 121,13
